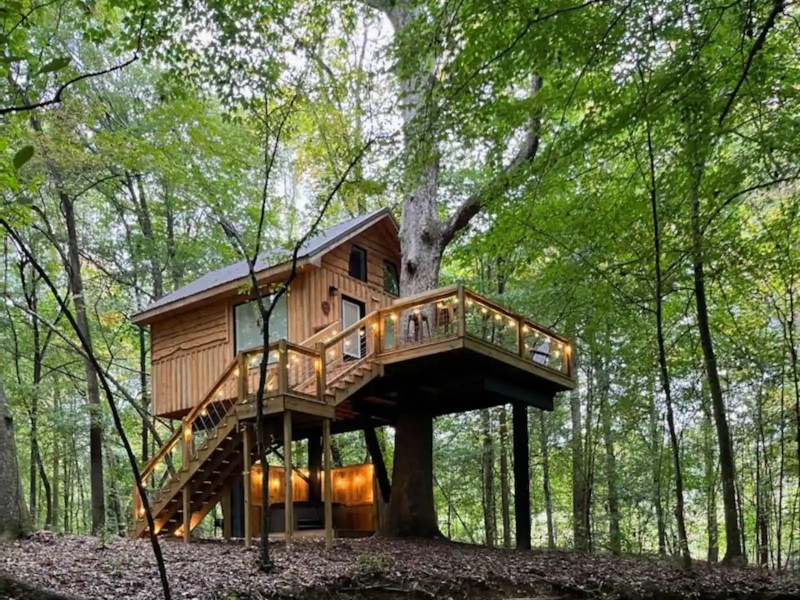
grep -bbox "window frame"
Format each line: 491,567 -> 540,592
383,259 -> 400,296
349,244 -> 368,282
232,294 -> 289,356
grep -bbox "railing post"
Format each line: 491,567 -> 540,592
563,342 -> 573,378
237,353 -> 247,404
517,317 -> 525,358
372,314 -> 381,355
278,340 -> 289,393
181,417 -> 192,467
315,342 -> 326,402
456,285 -> 466,339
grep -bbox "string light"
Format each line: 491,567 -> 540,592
390,314 -> 397,322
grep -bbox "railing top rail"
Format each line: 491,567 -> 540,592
463,288 -> 571,345
386,284 -> 459,313
324,311 -> 379,349
140,429 -> 180,479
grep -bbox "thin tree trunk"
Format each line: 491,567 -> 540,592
499,406 -> 511,548
599,373 -> 621,555
701,388 -> 719,563
690,167 -> 743,564
570,388 -> 588,551
649,392 -> 667,555
539,411 -> 556,549
61,191 -> 106,535
645,123 -> 690,566
480,409 -> 496,548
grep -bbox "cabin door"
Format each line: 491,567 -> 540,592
341,296 -> 365,360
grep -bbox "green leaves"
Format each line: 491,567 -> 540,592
12,145 -> 34,170
38,56 -> 72,75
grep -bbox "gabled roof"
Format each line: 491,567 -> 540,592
131,207 -> 398,325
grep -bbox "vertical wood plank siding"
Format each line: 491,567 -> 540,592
150,222 -> 401,418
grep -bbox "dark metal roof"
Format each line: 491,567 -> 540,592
133,207 -> 396,321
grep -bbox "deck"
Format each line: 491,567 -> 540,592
131,284 -> 575,542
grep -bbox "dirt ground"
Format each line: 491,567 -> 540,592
1,532 -> 798,599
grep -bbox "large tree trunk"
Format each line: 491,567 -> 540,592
0,377 -> 29,540
379,411 -> 439,537
61,191 -> 106,535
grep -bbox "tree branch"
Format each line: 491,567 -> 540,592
443,75 -> 542,244
0,19 -> 144,116
717,0 -> 784,127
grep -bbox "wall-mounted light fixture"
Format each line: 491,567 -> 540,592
328,285 -> 338,297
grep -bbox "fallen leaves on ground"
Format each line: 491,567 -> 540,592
1,532 -> 798,599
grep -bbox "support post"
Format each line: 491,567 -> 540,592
283,410 -> 293,545
237,353 -> 247,403
323,417 -> 333,549
278,339 -> 289,393
517,317 -> 525,357
181,418 -> 192,466
242,425 -> 252,548
182,483 -> 191,544
308,433 -> 322,503
512,402 -> 531,550
316,342 -> 326,402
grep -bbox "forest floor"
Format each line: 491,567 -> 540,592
1,532 -> 799,600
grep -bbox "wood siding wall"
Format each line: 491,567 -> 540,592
150,221 -> 401,418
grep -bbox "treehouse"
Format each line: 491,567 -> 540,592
130,207 -> 576,546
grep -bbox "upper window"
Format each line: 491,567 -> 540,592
349,245 -> 367,281
234,295 -> 288,354
383,260 -> 399,296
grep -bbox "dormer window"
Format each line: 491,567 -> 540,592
349,245 -> 367,281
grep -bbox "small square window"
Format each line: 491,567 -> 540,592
383,260 -> 399,295
349,245 -> 367,281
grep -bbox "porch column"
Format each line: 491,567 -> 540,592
283,410 -> 293,546
323,417 -> 333,549
512,402 -> 531,550
242,425 -> 252,548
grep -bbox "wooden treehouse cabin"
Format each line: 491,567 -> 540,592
130,208 -> 576,547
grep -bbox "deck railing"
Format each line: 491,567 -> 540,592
134,285 -> 573,528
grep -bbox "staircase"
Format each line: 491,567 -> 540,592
131,337 -> 381,539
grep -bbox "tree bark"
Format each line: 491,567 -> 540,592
0,377 -> 29,540
379,410 -> 440,537
648,391 -> 667,555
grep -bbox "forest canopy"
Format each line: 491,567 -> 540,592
1,0 -> 799,581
